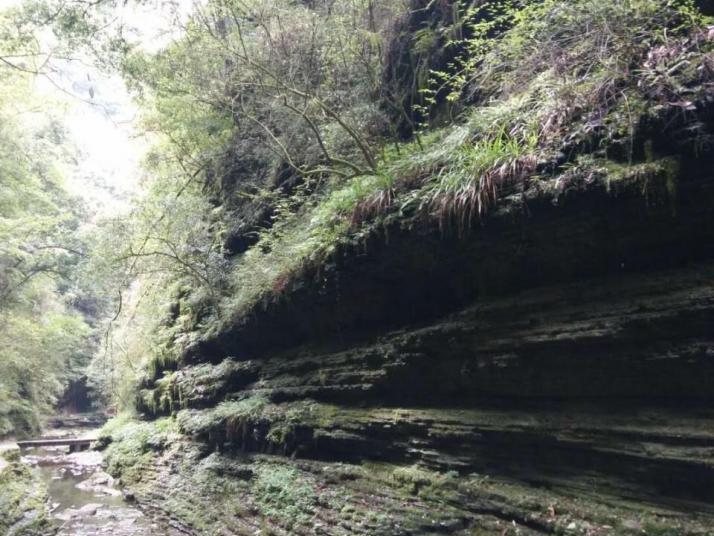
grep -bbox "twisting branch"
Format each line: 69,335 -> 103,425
281,98 -> 369,176
228,12 -> 377,172
234,94 -> 353,179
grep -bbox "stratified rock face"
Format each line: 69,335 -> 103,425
169,263 -> 714,503
109,157 -> 714,534
184,146 -> 714,364
109,4 -> 714,527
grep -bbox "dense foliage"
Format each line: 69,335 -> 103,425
0,3 -> 115,436
1,0 -> 711,425
89,0 -> 409,407
0,76 -> 97,436
2,3 -> 714,534
85,0 -> 714,414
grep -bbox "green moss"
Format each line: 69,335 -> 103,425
139,359 -> 261,418
177,396 -> 269,448
0,453 -> 51,536
92,428 -> 714,536
601,157 -> 681,207
147,449 -> 256,534
379,464 -> 457,500
253,463 -> 318,529
100,415 -> 179,481
174,359 -> 257,408
175,398 -> 342,454
146,351 -> 179,382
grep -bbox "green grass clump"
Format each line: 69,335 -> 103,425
421,132 -> 539,233
254,463 -> 318,529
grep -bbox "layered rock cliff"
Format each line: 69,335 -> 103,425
101,146 -> 714,535
99,1 -> 714,534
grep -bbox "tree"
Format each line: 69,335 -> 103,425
0,5 -> 105,436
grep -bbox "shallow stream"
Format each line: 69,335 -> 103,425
20,432 -> 161,536
26,448 -> 148,535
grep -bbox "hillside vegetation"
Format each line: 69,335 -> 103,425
0,37 -> 99,436
89,1 -> 714,534
95,0 -> 714,401
2,0 -> 714,534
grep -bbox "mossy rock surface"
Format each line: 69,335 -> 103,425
0,453 -> 51,536
110,1 -> 714,534
101,417 -> 714,535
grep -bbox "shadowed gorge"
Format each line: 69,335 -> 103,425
2,0 -> 714,535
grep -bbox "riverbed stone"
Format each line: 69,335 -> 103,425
76,470 -> 121,496
78,503 -> 101,516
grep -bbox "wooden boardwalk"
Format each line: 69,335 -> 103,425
17,437 -> 97,452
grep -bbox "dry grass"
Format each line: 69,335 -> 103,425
422,135 -> 539,234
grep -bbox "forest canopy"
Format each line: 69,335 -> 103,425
0,65 -> 95,435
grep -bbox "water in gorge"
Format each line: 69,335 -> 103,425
18,426 -> 175,536
24,449 -> 141,535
